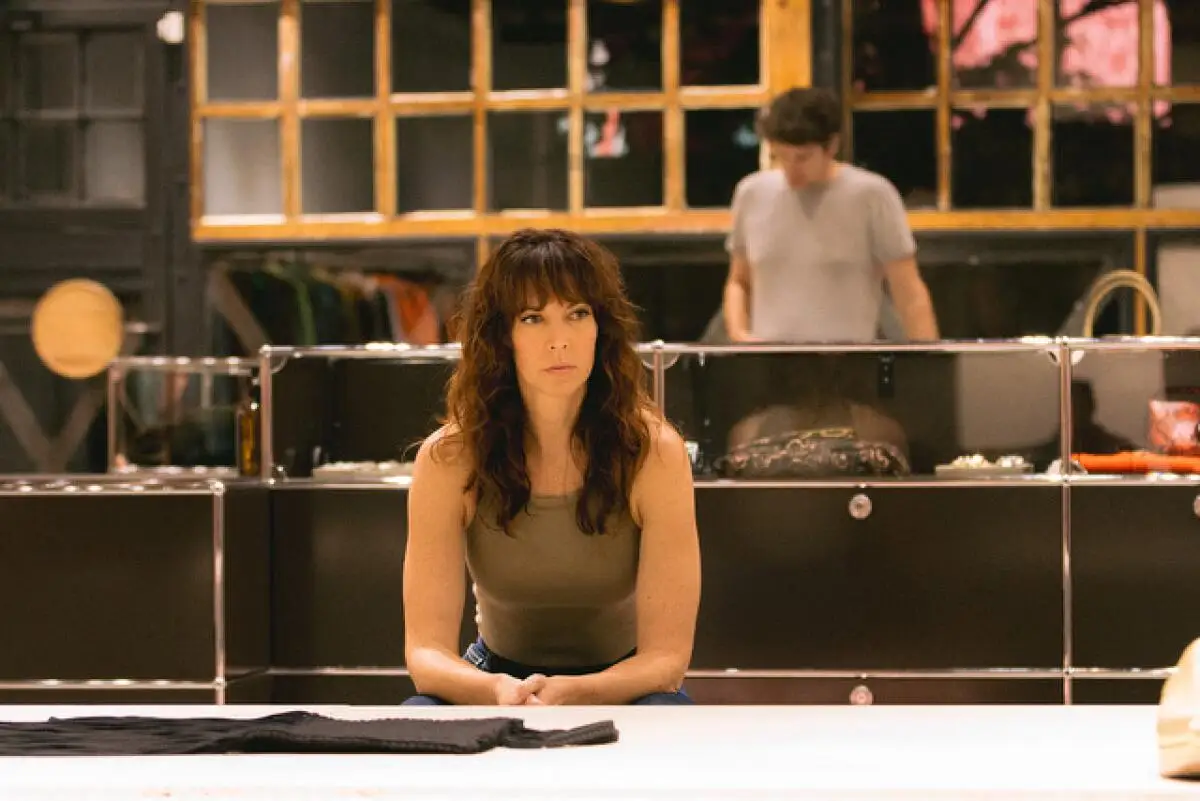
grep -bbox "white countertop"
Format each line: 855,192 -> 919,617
0,704 -> 1196,800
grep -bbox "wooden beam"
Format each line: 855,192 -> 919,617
198,103 -> 283,118
375,0 -> 395,217
936,0 -> 951,211
663,0 -> 683,211
471,0 -> 491,215
298,99 -> 377,118
849,91 -> 940,109
1135,0 -> 1153,210
568,0 -> 584,214
194,208 -> 1200,243
766,0 -> 811,93
1134,226 -> 1148,335
1033,0 -> 1055,210
190,1 -> 207,225
280,0 -> 300,218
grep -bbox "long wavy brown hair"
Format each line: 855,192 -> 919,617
437,228 -> 654,536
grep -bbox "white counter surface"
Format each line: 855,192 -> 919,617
0,704 -> 1196,800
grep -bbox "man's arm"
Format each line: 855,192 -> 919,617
870,181 -> 939,341
884,257 -> 939,341
723,251 -> 756,342
723,180 -> 757,342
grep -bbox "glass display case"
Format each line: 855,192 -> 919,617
106,356 -> 258,478
659,341 -> 1069,482
256,344 -> 462,481
1062,338 -> 1200,705
0,476 -> 269,704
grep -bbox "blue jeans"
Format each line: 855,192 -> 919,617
402,638 -> 693,706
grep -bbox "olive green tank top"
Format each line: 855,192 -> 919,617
465,490 -> 640,667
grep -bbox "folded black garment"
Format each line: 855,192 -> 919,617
0,711 -> 619,756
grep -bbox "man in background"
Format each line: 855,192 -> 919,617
723,87 -> 938,343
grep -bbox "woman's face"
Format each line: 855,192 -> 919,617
510,296 -> 597,401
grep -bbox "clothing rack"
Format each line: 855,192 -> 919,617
205,251 -> 465,357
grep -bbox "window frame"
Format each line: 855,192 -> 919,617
190,0 -> 800,244
844,0 -> 1200,334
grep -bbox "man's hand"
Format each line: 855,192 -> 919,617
493,673 -> 546,705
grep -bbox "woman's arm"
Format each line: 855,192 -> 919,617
541,421 -> 701,705
404,429 -> 532,705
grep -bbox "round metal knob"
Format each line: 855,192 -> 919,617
849,684 -> 874,705
1193,495 -> 1200,519
849,493 -> 873,520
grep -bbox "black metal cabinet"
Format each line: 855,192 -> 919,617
686,677 -> 1063,705
0,479 -> 269,703
1071,483 -> 1200,670
1071,677 -> 1165,705
692,483 -> 1064,671
270,484 -> 474,671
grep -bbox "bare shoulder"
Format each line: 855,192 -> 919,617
414,424 -> 472,486
412,423 -> 475,525
637,410 -> 692,482
631,411 -> 695,528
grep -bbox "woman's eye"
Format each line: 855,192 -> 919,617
519,314 -> 541,324
570,308 -> 592,320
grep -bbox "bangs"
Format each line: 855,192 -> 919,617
498,239 -> 597,317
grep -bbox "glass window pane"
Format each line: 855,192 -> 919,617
951,107 -> 1033,209
492,0 -> 567,91
851,109 -> 936,209
584,110 -> 662,208
396,115 -> 473,212
1156,1 -> 1191,85
20,122 -> 76,199
20,35 -> 78,111
681,0 -> 759,87
203,118 -> 282,216
1155,234 -> 1200,335
586,0 -> 661,92
853,0 -> 932,92
206,2 -> 279,101
487,110 -> 567,211
85,32 -> 142,112
301,0 -> 375,99
390,0 -> 470,93
1057,0 -> 1142,88
1152,103 -> 1200,209
301,117 -> 375,213
1051,103 -> 1134,207
918,236 -> 1118,339
685,107 -> 758,208
951,0 -> 1037,89
84,122 -> 143,205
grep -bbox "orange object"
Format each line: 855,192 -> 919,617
1074,451 -> 1200,474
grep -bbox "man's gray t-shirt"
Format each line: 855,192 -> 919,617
726,164 -> 916,343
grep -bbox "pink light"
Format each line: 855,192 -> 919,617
919,0 -> 1172,119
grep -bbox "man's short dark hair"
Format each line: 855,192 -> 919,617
756,87 -> 842,147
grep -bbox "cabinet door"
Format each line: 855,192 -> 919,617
1071,485 -> 1200,669
270,487 -> 476,669
692,485 -> 1063,670
0,494 -> 217,680
685,677 -> 1063,705
1071,678 -> 1164,705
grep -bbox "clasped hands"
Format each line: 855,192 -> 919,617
494,672 -> 585,706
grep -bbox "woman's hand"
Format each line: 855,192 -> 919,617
493,673 -> 547,705
526,675 -> 591,705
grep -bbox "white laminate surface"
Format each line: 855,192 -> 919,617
0,704 -> 1195,800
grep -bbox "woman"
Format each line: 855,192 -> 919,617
402,228 -> 701,706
